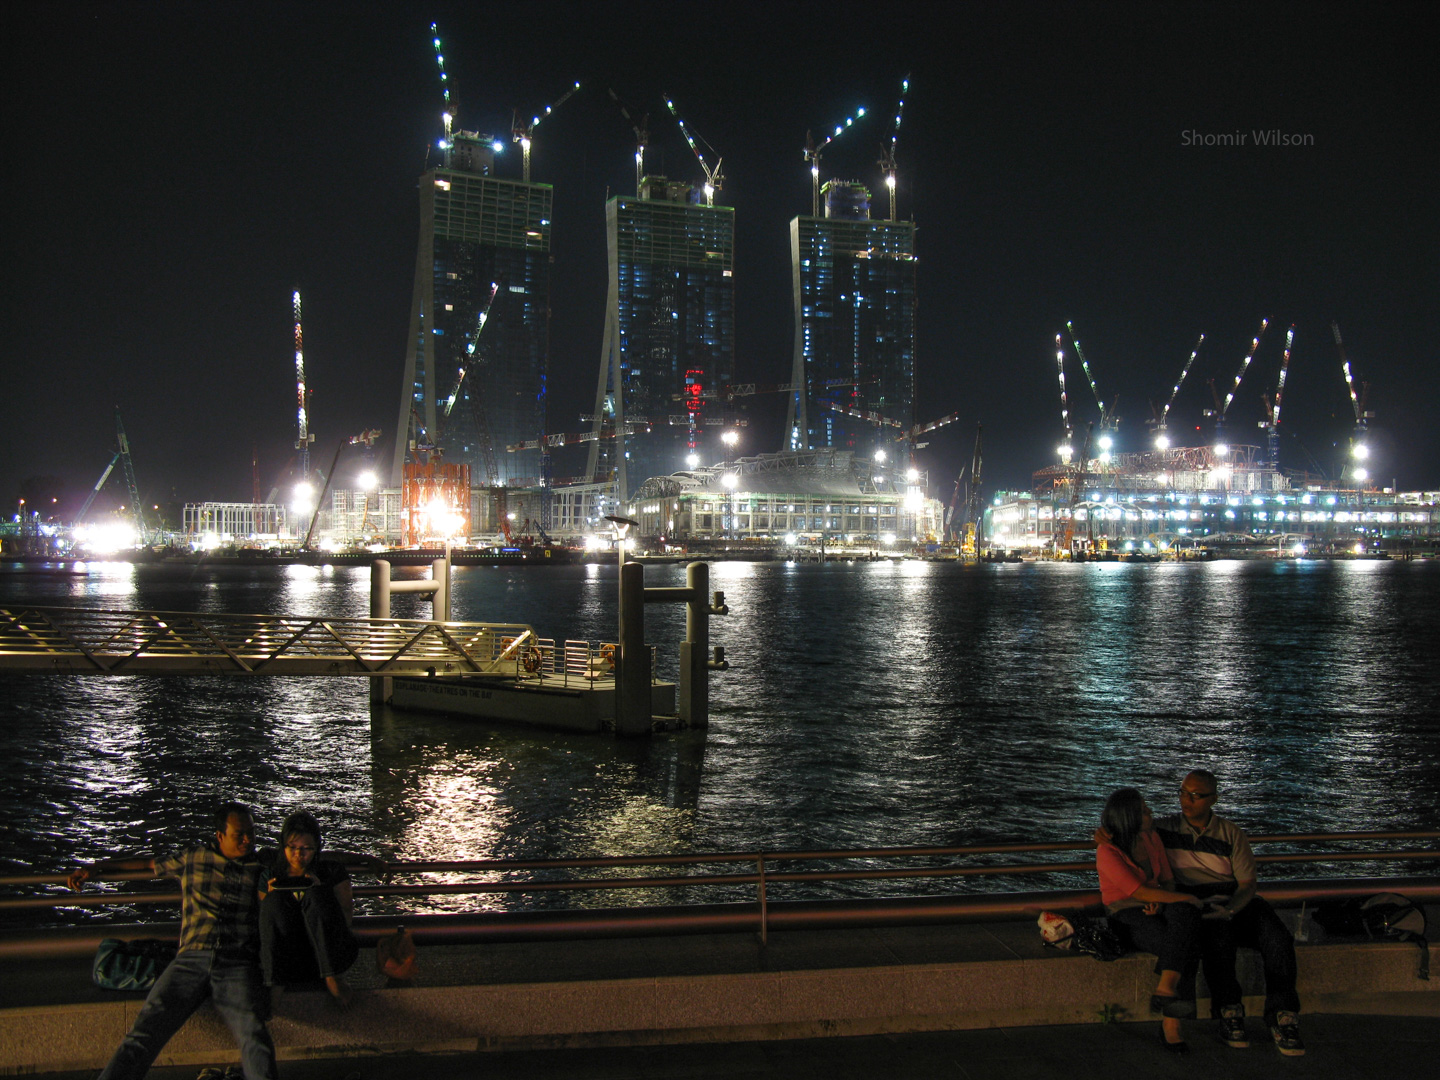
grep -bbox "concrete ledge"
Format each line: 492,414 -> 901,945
2,932 -> 1435,1075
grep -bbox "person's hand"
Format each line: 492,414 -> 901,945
1092,826 -> 1112,846
67,867 -> 91,892
1184,895 -> 1205,909
1202,903 -> 1234,921
1142,901 -> 1161,915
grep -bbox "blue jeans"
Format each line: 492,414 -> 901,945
97,948 -> 277,1080
261,886 -> 358,984
1109,901 -> 1202,1003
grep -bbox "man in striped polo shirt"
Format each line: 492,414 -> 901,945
1154,770 -> 1304,1057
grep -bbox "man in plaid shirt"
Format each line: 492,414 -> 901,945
70,802 -> 277,1080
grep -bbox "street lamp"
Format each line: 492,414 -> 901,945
604,514 -> 639,568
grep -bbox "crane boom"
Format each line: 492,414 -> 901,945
1065,321 -> 1112,428
1055,334 -> 1074,452
1332,321 -> 1372,428
115,409 -> 147,541
442,281 -> 501,418
877,75 -> 909,222
665,97 -> 723,206
1158,332 -> 1205,431
1219,317 -> 1270,421
512,80 -> 581,183
803,104 -> 868,216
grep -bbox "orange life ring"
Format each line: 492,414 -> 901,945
599,644 -> 617,667
521,647 -> 543,673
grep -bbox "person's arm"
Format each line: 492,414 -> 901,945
68,857 -> 157,891
1203,878 -> 1256,919
333,878 -> 355,927
1132,882 -> 1204,907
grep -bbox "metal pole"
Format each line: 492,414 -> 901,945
616,561 -> 650,735
371,560 -> 391,704
685,561 -> 708,727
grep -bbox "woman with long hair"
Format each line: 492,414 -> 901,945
260,810 -> 364,1005
1097,787 -> 1205,1054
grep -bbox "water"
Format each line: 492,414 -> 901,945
3,558 -> 1438,918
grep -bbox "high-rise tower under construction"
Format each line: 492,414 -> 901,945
391,133 -> 551,491
588,177 -> 735,501
786,180 -> 917,453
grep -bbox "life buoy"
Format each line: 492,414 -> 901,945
522,647 -> 543,673
599,644 -> 617,668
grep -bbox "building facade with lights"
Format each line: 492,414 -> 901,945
786,181 -> 917,454
630,449 -> 942,545
391,133 -> 551,489
588,180 -> 735,503
985,444 -> 1439,553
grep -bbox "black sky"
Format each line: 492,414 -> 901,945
2,1 -> 1435,516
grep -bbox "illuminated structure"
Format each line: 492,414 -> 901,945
390,134 -> 551,490
630,449 -> 941,544
588,177 -> 735,503
785,181 -> 917,455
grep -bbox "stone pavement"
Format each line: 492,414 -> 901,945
31,1014 -> 1440,1080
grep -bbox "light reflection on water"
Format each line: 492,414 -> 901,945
3,558 -> 1439,919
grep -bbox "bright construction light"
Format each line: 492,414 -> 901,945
294,481 -> 314,499
721,429 -> 739,447
721,472 -> 739,489
1098,435 -> 1113,451
686,453 -> 700,468
1058,444 -> 1073,462
906,467 -> 920,482
881,532 -> 896,544
885,174 -> 896,189
784,533 -> 798,546
874,448 -> 887,463
358,471 -> 377,491
1155,434 -> 1171,450
1352,466 -> 1369,482
904,487 -> 924,512
584,534 -> 604,552
491,140 -> 504,153
1352,443 -> 1370,460
1213,443 -> 1229,457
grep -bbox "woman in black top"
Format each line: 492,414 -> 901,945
260,810 -> 362,1004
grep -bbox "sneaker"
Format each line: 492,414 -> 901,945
1216,1005 -> 1250,1048
1270,1011 -> 1306,1056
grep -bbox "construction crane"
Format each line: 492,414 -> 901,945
1205,318 -> 1270,450
301,430 -> 382,552
1149,332 -> 1204,449
440,281 -> 503,485
1258,325 -> 1294,469
512,80 -> 580,183
75,409 -> 146,537
665,97 -> 723,206
1331,321 -> 1375,483
609,89 -> 649,196
293,290 -> 314,481
877,75 -> 909,222
1066,321 -> 1119,445
1054,334 -> 1075,462
429,24 -> 455,154
1058,422 -> 1094,558
825,402 -> 960,456
803,103 -> 868,217
506,420 -> 652,453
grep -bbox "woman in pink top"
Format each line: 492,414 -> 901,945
1097,788 -> 1205,1053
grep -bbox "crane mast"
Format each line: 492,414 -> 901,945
803,104 -> 867,217
1331,320 -> 1374,483
1259,325 -> 1293,468
115,408 -> 147,541
512,81 -> 580,184
608,89 -> 649,196
1054,334 -> 1074,461
877,76 -> 908,222
1066,321 -> 1117,439
293,291 -> 313,480
430,24 -> 454,152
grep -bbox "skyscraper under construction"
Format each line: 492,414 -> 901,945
390,132 -> 551,491
785,180 -> 917,453
588,177 -> 735,501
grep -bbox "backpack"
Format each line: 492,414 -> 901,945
1314,893 -> 1429,981
1037,910 -> 1126,961
92,938 -> 178,991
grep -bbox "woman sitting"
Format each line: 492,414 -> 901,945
260,810 -> 363,1004
1096,787 -> 1205,1054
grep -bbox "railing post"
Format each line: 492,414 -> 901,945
757,853 -> 768,944
371,560 -> 391,705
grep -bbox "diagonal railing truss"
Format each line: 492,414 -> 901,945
0,606 -> 538,677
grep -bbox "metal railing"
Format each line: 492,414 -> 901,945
0,605 -> 544,677
5,831 -> 1437,954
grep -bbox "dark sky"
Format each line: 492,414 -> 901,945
2,1 -> 1435,516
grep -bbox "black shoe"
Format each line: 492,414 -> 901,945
1151,993 -> 1196,1018
1215,1005 -> 1250,1048
1160,1026 -> 1191,1055
1270,1011 -> 1306,1056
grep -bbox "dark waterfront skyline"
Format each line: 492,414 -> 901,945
2,2 -> 1434,515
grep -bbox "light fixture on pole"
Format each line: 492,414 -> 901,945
604,514 -> 640,569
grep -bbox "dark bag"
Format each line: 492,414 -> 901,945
92,938 -> 177,991
1070,913 -> 1127,962
1314,893 -> 1429,981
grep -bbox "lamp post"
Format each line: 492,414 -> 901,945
604,513 -> 639,569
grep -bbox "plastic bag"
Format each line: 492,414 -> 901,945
92,938 -> 177,991
375,924 -> 418,983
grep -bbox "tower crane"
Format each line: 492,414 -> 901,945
75,409 -> 147,538
1054,334 -> 1075,462
802,103 -> 868,217
1331,321 -> 1375,482
877,76 -> 909,222
665,97 -> 723,206
1066,321 -> 1120,445
512,81 -> 581,183
1149,332 -> 1204,449
962,423 -> 984,555
825,402 -> 960,458
1258,325 -> 1294,469
301,430 -> 382,551
293,290 -> 314,481
1204,318 -> 1269,451
608,89 -> 649,196
1058,422 -> 1094,559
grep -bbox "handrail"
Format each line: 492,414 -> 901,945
6,832 -> 1438,913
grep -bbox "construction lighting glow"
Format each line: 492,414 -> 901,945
75,523 -> 138,554
1213,443 -> 1229,457
881,532 -> 896,544
1352,443 -> 1370,460
1058,444 -> 1073,462
686,453 -> 700,468
874,448 -> 887,463
584,534 -> 604,552
721,473 -> 739,490
904,487 -> 924,512
1097,435 -> 1113,451
721,429 -> 739,447
906,467 -> 920,482
358,471 -> 377,491
784,533 -> 798,546
1155,434 -> 1171,450
1353,466 -> 1369,482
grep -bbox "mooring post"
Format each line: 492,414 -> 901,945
616,560 -> 651,735
369,553 -> 451,705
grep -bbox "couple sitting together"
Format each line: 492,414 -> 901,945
70,803 -> 380,1080
1095,769 -> 1303,1057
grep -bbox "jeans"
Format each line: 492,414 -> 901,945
1194,893 -> 1301,1022
97,948 -> 276,1080
261,886 -> 358,985
1109,902 -> 1202,1002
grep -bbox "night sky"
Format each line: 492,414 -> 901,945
2,1 -> 1434,519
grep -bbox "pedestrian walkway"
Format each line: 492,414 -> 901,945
31,1014 -> 1440,1080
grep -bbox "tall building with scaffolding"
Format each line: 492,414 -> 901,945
588,177 -> 735,503
391,133 -> 551,492
785,180 -> 917,453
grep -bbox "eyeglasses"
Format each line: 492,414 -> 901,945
285,844 -> 317,855
1179,787 -> 1215,800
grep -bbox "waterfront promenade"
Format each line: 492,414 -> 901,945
6,909 -> 1436,1077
